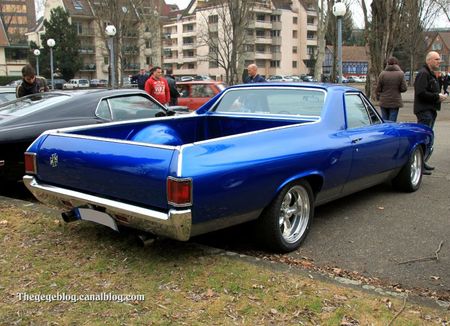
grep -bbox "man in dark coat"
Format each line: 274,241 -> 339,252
164,68 -> 179,106
414,51 -> 448,173
132,68 -> 149,90
244,64 -> 266,83
16,64 -> 49,98
375,56 -> 407,122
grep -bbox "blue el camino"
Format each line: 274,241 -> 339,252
23,83 -> 433,252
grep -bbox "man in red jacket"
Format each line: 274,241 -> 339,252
145,66 -> 170,105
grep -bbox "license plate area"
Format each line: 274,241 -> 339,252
76,208 -> 119,231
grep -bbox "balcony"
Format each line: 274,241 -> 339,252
78,48 -> 95,54
255,52 -> 272,60
272,37 -> 282,45
164,57 -> 179,64
272,21 -> 282,30
182,42 -> 196,49
77,28 -> 95,37
254,20 -> 272,29
255,37 -> 272,45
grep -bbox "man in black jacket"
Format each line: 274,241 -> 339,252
16,64 -> 49,98
165,69 -> 179,106
414,51 -> 448,173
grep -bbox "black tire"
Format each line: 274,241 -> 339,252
257,180 -> 314,252
392,146 -> 423,192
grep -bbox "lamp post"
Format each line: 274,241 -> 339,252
333,2 -> 346,83
105,25 -> 117,88
47,38 -> 56,90
33,49 -> 41,76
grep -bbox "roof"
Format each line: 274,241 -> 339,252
342,46 -> 368,62
62,0 -> 94,17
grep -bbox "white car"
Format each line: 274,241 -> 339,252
63,79 -> 90,89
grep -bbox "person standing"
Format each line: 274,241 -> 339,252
132,68 -> 149,90
439,72 -> 449,95
164,68 -> 179,106
375,57 -> 407,122
244,64 -> 266,83
144,66 -> 170,105
16,64 -> 49,98
414,51 -> 448,174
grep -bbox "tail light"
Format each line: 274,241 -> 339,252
24,152 -> 37,175
167,177 -> 192,206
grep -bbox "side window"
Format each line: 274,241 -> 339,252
96,99 -> 112,120
108,95 -> 163,121
191,85 -> 208,97
178,85 -> 189,97
363,97 -> 382,124
345,94 -> 371,129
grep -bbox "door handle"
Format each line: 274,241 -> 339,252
351,137 -> 362,144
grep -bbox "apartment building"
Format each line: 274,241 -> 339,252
0,0 -> 36,76
162,0 -> 318,80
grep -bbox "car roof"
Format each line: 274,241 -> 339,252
229,82 -> 359,92
176,80 -> 224,85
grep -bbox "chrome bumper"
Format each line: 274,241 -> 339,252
23,175 -> 192,241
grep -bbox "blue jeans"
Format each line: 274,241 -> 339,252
381,107 -> 399,122
415,110 -> 437,130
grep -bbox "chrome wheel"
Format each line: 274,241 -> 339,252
410,149 -> 422,187
278,185 -> 311,244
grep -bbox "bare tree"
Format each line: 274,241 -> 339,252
197,0 -> 255,85
86,0 -> 160,86
309,0 -> 333,81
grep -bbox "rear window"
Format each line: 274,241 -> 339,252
213,87 -> 325,117
0,93 -> 70,117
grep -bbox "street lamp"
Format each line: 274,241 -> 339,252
105,25 -> 117,88
33,49 -> 41,76
333,2 -> 346,83
47,38 -> 56,90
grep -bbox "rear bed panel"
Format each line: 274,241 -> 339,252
34,134 -> 176,210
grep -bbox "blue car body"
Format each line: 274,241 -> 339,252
23,83 -> 433,252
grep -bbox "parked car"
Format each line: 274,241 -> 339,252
0,87 -> 17,103
267,75 -> 294,82
193,75 -> 212,81
47,78 -> 67,90
347,76 -> 364,83
179,76 -> 195,82
90,79 -> 108,88
301,75 -> 318,82
5,79 -> 22,87
0,89 -> 188,183
23,83 -> 433,252
177,80 -> 226,110
63,79 -> 90,89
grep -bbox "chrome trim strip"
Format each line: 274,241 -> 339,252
23,175 -> 192,241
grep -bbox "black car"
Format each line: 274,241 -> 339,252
0,89 -> 188,183
46,78 -> 67,90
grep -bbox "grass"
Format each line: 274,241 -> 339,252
0,200 -> 449,325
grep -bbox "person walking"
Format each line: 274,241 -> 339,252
144,66 -> 171,105
414,51 -> 448,174
164,68 -> 180,106
375,57 -> 407,122
439,72 -> 449,95
16,64 -> 49,98
244,64 -> 266,83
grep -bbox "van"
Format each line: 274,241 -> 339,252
63,79 -> 90,89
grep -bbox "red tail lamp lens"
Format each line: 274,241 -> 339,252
24,152 -> 37,174
167,177 -> 192,206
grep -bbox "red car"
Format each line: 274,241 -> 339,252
176,81 -> 226,110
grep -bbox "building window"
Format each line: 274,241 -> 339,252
293,61 -> 297,68
293,46 -> 297,54
432,43 -> 442,50
188,63 -> 195,69
256,14 -> 265,21
183,24 -> 194,32
209,15 -> 218,24
271,30 -> 280,37
270,15 -> 280,22
307,31 -> 316,39
245,44 -> 254,52
247,29 -> 254,36
270,60 -> 280,68
307,16 -> 315,25
293,17 -> 298,24
183,37 -> 194,44
307,46 -> 316,55
146,57 -> 151,65
293,30 -> 298,38
256,29 -> 265,38
256,44 -> 265,53
209,60 -> 219,68
271,45 -> 280,53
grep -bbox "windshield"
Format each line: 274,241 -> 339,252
212,87 -> 325,117
0,93 -> 70,117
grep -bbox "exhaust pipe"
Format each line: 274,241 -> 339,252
137,234 -> 156,247
61,210 -> 78,223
